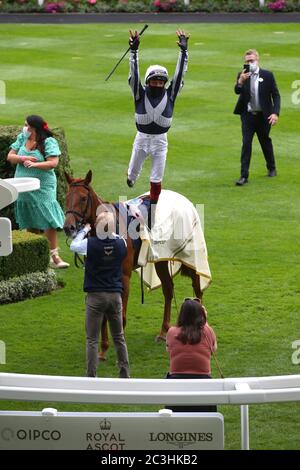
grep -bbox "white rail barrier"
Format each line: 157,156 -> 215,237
1,373 -> 300,405
0,178 -> 40,256
1,373 -> 300,449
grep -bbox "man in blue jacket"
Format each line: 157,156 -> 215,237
234,49 -> 281,186
70,211 -> 129,378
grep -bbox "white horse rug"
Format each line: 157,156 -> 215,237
127,190 -> 212,291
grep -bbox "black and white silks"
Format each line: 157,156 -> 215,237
128,49 -> 188,135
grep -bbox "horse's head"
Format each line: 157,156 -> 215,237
64,170 -> 98,238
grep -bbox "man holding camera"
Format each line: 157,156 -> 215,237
234,49 -> 281,186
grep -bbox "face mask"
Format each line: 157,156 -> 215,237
148,86 -> 164,98
249,61 -> 258,73
22,126 -> 31,138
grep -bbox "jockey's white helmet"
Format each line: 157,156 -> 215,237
145,65 -> 169,85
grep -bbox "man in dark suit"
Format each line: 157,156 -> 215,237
234,49 -> 281,186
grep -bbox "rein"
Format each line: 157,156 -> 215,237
202,330 -> 225,379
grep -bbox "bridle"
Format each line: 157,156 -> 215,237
65,181 -> 96,269
65,182 -> 94,230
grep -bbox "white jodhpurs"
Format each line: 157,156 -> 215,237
127,131 -> 168,184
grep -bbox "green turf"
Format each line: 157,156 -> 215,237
0,23 -> 300,450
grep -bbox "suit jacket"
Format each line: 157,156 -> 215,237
233,68 -> 281,118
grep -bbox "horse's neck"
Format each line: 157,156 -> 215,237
91,189 -> 111,225
89,189 -> 101,227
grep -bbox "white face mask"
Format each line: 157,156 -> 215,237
22,126 -> 31,138
249,61 -> 258,73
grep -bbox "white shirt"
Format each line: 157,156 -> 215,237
248,67 -> 262,112
70,227 -> 127,256
70,226 -> 90,256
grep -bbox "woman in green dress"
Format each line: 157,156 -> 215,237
7,115 -> 69,269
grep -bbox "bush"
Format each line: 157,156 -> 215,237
0,270 -> 59,304
267,0 -> 286,11
0,231 -> 49,281
0,125 -> 72,229
0,0 -> 299,13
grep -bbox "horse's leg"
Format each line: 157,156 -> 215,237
119,237 -> 134,331
155,261 -> 174,342
122,274 -> 130,330
98,318 -> 109,361
191,271 -> 203,302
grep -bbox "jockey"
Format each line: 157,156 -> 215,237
127,29 -> 189,227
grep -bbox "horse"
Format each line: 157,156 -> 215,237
63,170 -> 209,359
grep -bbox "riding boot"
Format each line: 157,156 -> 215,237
149,181 -> 161,229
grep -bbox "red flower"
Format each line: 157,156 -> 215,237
43,122 -> 49,130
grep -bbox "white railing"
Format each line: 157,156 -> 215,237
1,373 -> 300,449
0,178 -> 40,256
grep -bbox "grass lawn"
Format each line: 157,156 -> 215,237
0,22 -> 300,450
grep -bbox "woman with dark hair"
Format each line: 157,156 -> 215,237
7,115 -> 69,268
165,298 -> 217,412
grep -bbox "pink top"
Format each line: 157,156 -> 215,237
166,324 -> 217,375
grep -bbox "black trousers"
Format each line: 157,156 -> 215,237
240,111 -> 276,179
165,373 -> 217,413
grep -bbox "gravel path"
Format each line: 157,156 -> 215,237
0,12 -> 299,24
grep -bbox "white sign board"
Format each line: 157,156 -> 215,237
0,218 -> 12,256
0,410 -> 224,450
0,177 -> 40,257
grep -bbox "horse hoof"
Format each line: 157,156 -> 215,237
155,335 -> 166,343
98,354 -> 107,361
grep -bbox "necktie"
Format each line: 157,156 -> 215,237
250,73 -> 258,110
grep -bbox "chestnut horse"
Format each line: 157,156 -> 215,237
64,170 -> 203,359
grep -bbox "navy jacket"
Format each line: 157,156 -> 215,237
234,68 -> 281,119
84,236 -> 127,294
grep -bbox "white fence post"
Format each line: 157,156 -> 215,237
235,383 -> 251,450
240,405 -> 250,450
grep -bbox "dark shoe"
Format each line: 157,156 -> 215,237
127,178 -> 134,188
267,169 -> 277,177
235,177 -> 248,186
119,367 -> 130,378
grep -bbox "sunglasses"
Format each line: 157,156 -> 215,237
184,297 -> 201,303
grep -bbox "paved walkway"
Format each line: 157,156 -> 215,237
0,12 -> 300,24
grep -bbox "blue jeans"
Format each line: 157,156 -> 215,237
85,291 -> 130,378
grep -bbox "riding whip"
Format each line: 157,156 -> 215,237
105,24 -> 149,82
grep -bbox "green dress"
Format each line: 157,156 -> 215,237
10,132 -> 65,230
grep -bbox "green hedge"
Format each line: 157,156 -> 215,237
0,0 -> 299,13
0,125 -> 72,229
0,270 -> 59,304
0,231 -> 49,282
